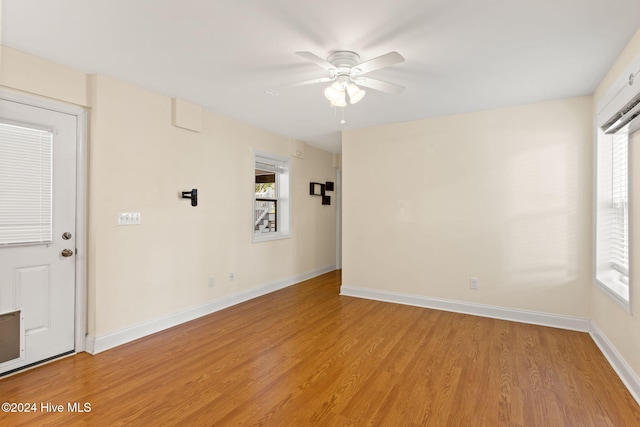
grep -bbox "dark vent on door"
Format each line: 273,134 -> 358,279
0,350 -> 75,378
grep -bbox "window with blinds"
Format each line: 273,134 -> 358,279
595,119 -> 634,306
0,122 -> 53,245
595,54 -> 639,309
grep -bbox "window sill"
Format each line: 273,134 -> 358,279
252,232 -> 291,243
594,279 -> 631,314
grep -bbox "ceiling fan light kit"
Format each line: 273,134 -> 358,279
285,50 -> 405,122
323,76 -> 366,106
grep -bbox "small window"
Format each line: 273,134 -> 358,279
253,152 -> 290,242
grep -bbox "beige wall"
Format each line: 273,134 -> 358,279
591,28 -> 640,380
1,46 -> 88,107
88,75 -> 336,336
342,96 -> 593,318
2,47 -> 337,338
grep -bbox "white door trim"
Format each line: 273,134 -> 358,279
0,87 -> 88,353
336,168 -> 342,270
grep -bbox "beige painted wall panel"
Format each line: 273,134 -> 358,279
87,75 -> 335,336
172,98 -> 202,132
0,46 -> 88,106
343,96 -> 593,318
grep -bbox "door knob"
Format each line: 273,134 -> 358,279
61,248 -> 74,257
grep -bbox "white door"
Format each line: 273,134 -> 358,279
0,98 -> 77,375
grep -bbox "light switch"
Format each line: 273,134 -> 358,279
118,212 -> 142,225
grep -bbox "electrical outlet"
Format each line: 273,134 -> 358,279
229,272 -> 235,282
470,277 -> 479,290
208,277 -> 215,288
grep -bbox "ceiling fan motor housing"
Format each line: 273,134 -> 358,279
327,51 -> 362,80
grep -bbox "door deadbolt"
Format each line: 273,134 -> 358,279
61,248 -> 74,257
62,232 -> 72,240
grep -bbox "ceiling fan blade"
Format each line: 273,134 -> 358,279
353,77 -> 405,94
279,77 -> 334,89
295,51 -> 336,72
353,51 -> 404,75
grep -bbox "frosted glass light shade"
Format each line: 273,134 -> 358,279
347,84 -> 366,104
330,90 -> 347,107
324,82 -> 343,102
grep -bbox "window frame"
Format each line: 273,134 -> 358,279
595,124 -> 633,310
594,60 -> 640,311
252,151 -> 291,243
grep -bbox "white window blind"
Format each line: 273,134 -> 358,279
610,129 -> 629,280
255,159 -> 287,174
0,122 -> 53,245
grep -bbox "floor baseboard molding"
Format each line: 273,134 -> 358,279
341,285 -> 640,406
340,285 -> 591,332
589,322 -> 640,406
85,265 -> 335,354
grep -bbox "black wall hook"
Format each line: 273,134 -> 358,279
181,188 -> 198,206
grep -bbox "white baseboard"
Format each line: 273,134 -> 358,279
340,285 -> 591,332
589,322 -> 640,406
341,285 -> 640,406
85,265 -> 335,354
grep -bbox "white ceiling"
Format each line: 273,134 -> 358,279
2,1 -> 640,153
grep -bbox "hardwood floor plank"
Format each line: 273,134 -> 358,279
1,270 -> 639,426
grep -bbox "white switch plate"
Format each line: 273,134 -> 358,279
118,212 -> 142,225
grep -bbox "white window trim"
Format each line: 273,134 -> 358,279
594,125 -> 633,312
593,55 -> 640,312
252,150 -> 291,243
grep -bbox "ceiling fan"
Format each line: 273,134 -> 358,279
282,50 -> 405,107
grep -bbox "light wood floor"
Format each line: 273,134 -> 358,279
1,270 -> 639,426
